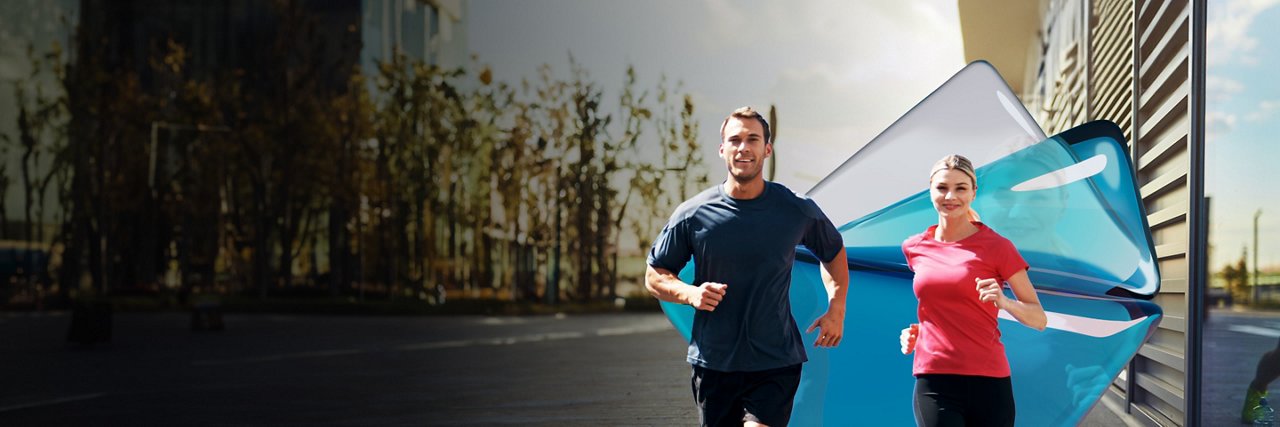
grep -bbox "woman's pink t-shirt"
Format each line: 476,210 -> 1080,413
902,222 -> 1028,378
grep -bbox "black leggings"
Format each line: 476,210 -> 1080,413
913,374 -> 1015,427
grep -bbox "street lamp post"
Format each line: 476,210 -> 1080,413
539,157 -> 562,306
1255,209 -> 1263,304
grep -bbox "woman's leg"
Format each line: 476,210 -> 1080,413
914,375 -> 966,427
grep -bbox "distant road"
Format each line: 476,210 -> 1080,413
0,311 -> 694,426
1203,308 -> 1280,426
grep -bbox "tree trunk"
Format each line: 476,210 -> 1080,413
276,185 -> 296,290
328,204 -> 348,296
253,179 -> 273,299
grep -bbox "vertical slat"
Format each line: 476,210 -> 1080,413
1185,0 -> 1206,424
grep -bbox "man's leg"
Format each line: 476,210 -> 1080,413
1244,338 -> 1280,422
693,365 -> 746,427
1251,349 -> 1280,392
739,364 -> 802,427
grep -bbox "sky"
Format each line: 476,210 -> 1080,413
3,0 -> 1263,272
468,0 -> 1280,273
1206,0 -> 1280,272
0,0 -> 968,235
467,0 -> 966,192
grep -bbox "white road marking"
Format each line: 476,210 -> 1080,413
192,321 -> 673,366
0,393 -> 106,413
1228,325 -> 1280,338
192,349 -> 368,366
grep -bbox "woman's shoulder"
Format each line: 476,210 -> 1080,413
901,226 -> 935,250
975,223 -> 1018,248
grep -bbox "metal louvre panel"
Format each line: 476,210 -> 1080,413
1040,0 -> 1090,136
961,0 -> 1193,423
1130,0 -> 1191,424
1090,0 -> 1134,141
1086,0 -> 1191,425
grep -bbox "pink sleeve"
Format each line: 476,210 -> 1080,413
901,238 -> 916,272
996,239 -> 1029,281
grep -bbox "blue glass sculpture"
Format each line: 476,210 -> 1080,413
659,62 -> 1161,426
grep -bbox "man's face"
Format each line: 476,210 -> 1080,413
719,117 -> 772,183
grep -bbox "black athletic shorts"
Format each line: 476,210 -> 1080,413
691,364 -> 802,427
913,374 -> 1015,427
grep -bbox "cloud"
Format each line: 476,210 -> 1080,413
772,125 -> 865,190
762,59 -> 961,190
1207,0 -> 1280,66
766,63 -> 933,142
1206,76 -> 1244,105
1206,110 -> 1237,141
473,0 -> 967,193
697,0 -> 755,49
687,0 -> 965,188
695,0 -> 962,83
1244,100 -> 1280,122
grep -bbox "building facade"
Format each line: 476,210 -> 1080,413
0,0 -> 470,300
360,0 -> 468,71
960,0 -> 1201,425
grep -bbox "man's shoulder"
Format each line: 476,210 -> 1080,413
668,185 -> 723,222
767,182 -> 825,219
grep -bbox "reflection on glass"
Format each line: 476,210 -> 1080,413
1205,2 -> 1280,425
980,144 -> 1077,260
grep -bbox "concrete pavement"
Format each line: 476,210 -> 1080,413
0,311 -> 1130,425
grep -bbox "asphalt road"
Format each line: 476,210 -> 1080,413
1203,308 -> 1280,426
0,311 -> 694,426
0,310 -> 1134,426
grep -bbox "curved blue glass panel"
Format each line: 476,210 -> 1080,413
808,61 -> 1047,226
660,257 -> 1160,426
839,121 -> 1158,298
659,121 -> 1162,426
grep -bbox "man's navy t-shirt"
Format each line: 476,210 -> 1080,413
647,181 -> 844,372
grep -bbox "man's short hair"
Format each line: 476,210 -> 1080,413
720,106 -> 771,144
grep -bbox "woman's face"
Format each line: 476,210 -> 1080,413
930,168 -> 976,220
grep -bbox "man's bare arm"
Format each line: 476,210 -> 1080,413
807,247 -> 849,347
646,265 -> 727,312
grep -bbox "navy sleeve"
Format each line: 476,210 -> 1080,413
801,201 -> 845,264
647,217 -> 692,273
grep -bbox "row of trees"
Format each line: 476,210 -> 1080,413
1,1 -> 710,306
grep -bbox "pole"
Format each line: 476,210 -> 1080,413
1256,209 -> 1263,303
548,161 -> 561,305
